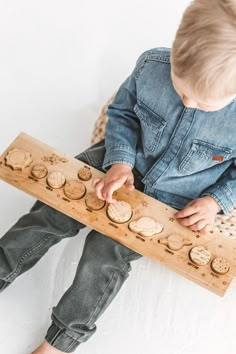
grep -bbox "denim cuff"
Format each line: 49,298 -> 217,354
45,321 -> 81,353
201,184 -> 236,214
0,279 -> 11,292
102,147 -> 136,171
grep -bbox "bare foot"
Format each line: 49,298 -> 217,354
31,340 -> 69,354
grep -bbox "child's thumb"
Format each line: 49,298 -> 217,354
124,176 -> 134,190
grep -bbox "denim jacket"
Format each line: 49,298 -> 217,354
102,47 -> 236,214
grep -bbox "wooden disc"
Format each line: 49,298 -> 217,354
5,148 -> 33,170
107,200 -> 133,223
47,171 -> 66,189
211,257 -> 230,275
31,163 -> 48,179
167,234 -> 184,251
63,180 -> 86,199
128,217 -> 163,236
78,166 -> 92,181
85,192 -> 106,210
189,246 -> 211,266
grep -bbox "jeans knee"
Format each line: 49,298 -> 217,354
84,231 -> 142,271
75,139 -> 106,171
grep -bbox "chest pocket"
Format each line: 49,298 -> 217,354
134,102 -> 166,153
179,139 -> 233,174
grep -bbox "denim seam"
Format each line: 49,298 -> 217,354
3,234 -> 54,282
46,319 -> 80,352
83,151 -> 101,168
134,53 -> 149,80
122,251 -> 141,262
49,327 -> 65,345
47,251 -> 137,348
84,269 -> 119,327
202,192 -> 227,214
66,339 -> 79,351
146,108 -> 196,187
51,313 -> 83,341
222,183 -> 236,205
105,145 -> 135,153
3,220 -> 75,282
84,260 -> 129,327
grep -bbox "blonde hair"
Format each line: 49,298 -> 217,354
171,0 -> 236,100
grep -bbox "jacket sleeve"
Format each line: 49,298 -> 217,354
201,161 -> 236,214
102,50 -> 150,171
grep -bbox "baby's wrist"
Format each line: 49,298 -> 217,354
111,163 -> 132,170
203,196 -> 221,213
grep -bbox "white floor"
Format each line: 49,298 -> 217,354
1,1 -> 236,353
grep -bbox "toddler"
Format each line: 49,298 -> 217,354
1,1 -> 236,353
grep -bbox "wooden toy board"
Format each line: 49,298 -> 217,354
0,132 -> 236,297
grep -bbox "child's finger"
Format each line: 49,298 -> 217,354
91,178 -> 101,189
177,213 -> 200,226
95,180 -> 105,200
201,224 -> 213,234
174,205 -> 198,219
124,176 -> 134,190
103,180 -> 124,203
125,184 -> 135,191
189,219 -> 206,231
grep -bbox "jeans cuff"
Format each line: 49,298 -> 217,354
0,279 -> 11,291
45,321 -> 81,353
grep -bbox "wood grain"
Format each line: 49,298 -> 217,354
31,163 -> 48,179
5,148 -> 33,170
0,132 -> 236,297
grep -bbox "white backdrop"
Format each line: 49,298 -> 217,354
1,1 -> 236,353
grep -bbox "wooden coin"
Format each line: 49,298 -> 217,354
63,180 -> 86,199
31,163 -> 48,179
5,148 -> 33,170
167,234 -> 184,251
78,166 -> 92,181
211,257 -> 230,275
159,235 -> 192,251
85,192 -> 106,210
167,234 -> 192,251
189,246 -> 211,266
47,171 -> 66,189
107,200 -> 133,223
129,217 -> 163,236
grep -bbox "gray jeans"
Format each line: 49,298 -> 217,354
0,139 -> 144,353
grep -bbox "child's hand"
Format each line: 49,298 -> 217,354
174,196 -> 221,233
91,163 -> 134,203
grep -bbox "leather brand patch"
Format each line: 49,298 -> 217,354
212,155 -> 224,161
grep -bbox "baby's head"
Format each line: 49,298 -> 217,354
171,0 -> 236,111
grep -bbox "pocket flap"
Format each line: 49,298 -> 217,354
134,101 -> 166,129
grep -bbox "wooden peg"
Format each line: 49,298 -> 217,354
47,171 -> 66,189
78,166 -> 92,181
31,163 -> 48,179
107,200 -> 133,223
5,148 -> 33,171
85,192 -> 106,210
63,180 -> 86,200
128,217 -> 163,237
158,234 -> 192,251
189,246 -> 211,266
